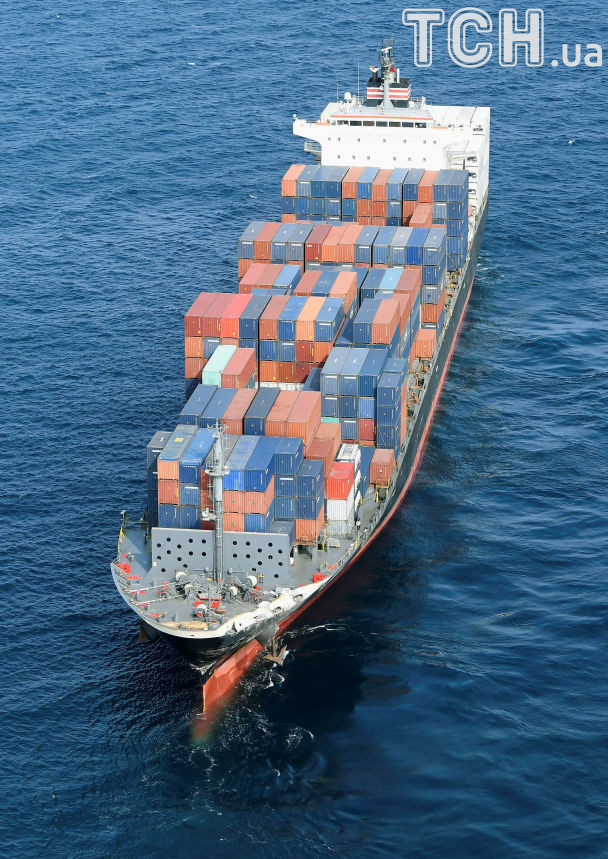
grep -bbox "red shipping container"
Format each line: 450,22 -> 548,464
305,438 -> 335,477
330,271 -> 357,313
259,361 -> 278,383
372,298 -> 400,344
316,421 -> 341,459
394,293 -> 411,334
293,269 -> 321,296
256,263 -> 284,288
221,294 -> 252,339
266,390 -> 299,436
372,169 -> 392,202
418,170 -> 439,203
282,213 -> 297,223
157,479 -> 179,504
412,328 -> 437,360
370,448 -> 395,485
253,222 -> 281,261
342,166 -> 364,198
358,418 -> 376,442
296,297 -> 325,341
185,291 -> 217,337
421,288 -> 446,323
185,357 -> 206,380
239,263 -> 267,295
224,512 -> 245,532
221,347 -> 256,389
278,362 -> 298,383
221,388 -> 257,434
357,215 -> 373,226
238,258 -> 252,277
286,391 -> 321,445
243,478 -> 275,515
296,340 -> 315,363
371,217 -> 385,227
201,293 -> 233,338
293,363 -> 310,384
371,200 -> 386,218
295,507 -> 325,543
281,164 -> 305,197
223,490 -> 245,514
201,518 -> 214,531
259,295 -> 289,340
357,199 -> 373,217
305,224 -> 332,262
326,461 -> 354,499
409,203 -> 433,228
185,336 -> 204,359
396,268 -> 422,298
312,341 -> 333,363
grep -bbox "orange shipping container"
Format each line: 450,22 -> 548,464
293,362 -> 311,384
330,271 -> 357,313
372,200 -> 386,218
286,391 -> 322,445
357,199 -> 372,217
157,479 -> 179,505
396,268 -> 422,297
221,294 -> 252,339
372,298 -> 400,344
315,421 -> 341,459
259,295 -> 289,340
221,388 -> 257,434
185,291 -> 217,337
266,390 -> 299,436
296,296 -> 325,341
412,328 -> 437,360
259,361 -> 279,383
253,222 -> 281,261
223,490 -> 245,514
185,357 -> 206,380
421,289 -> 446,324
357,215 -> 373,226
281,164 -> 305,197
238,258 -> 252,277
409,203 -> 433,228
224,512 -> 245,532
372,169 -> 392,202
278,361 -> 298,384
305,438 -> 335,477
371,217 -> 385,227
185,336 -> 204,358
296,507 -> 325,543
321,226 -> 347,263
243,478 -> 275,515
417,170 -> 439,203
394,293 -> 412,334
337,223 -> 363,263
402,200 -> 417,220
312,341 -> 333,363
342,166 -> 364,198
370,448 -> 395,485
282,213 -> 297,223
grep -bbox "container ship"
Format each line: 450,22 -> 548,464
111,40 -> 490,708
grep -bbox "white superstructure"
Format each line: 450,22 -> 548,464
292,42 -> 490,216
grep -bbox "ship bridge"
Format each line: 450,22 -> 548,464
292,40 -> 490,214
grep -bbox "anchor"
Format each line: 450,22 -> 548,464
264,636 -> 287,667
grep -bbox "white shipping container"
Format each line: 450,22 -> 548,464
327,489 -> 355,522
337,443 -> 361,471
327,519 -> 354,538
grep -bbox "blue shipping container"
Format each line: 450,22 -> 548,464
423,228 -> 447,267
372,227 -> 397,266
315,298 -> 344,342
353,299 -> 381,344
320,346 -> 351,395
340,418 -> 358,441
339,348 -> 369,396
339,395 -> 358,419
146,430 -> 172,469
245,502 -> 275,534
402,168 -> 425,201
238,221 -> 266,259
322,394 -> 339,419
179,483 -> 201,507
295,459 -> 324,499
259,339 -> 278,361
296,493 -> 324,520
178,428 -> 215,483
278,340 -> 296,363
244,436 -> 276,492
273,437 -> 304,476
357,167 -> 379,200
278,296 -> 308,341
200,388 -> 237,429
275,495 -> 295,520
296,164 -> 320,197
387,167 -> 409,200
276,474 -> 296,497
179,385 -> 218,427
225,436 -> 260,491
376,372 -> 401,407
179,505 -> 201,530
359,347 -> 388,397
158,504 -> 179,529
354,226 -> 379,265
405,228 -> 430,266
157,425 -> 197,469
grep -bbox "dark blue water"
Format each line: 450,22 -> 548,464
2,1 -> 607,855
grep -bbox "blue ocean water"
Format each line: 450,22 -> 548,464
2,0 -> 607,855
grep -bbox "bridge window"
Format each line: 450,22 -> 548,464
337,120 -> 348,125
389,122 -> 400,128
363,121 -> 374,127
377,121 -> 387,127
402,122 -> 414,128
350,120 -> 362,126
415,122 -> 426,128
